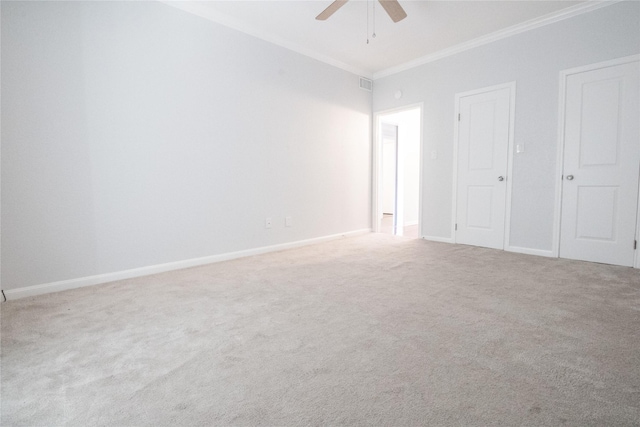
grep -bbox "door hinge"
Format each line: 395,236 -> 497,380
635,240 -> 637,250
458,113 -> 461,121
455,223 -> 458,231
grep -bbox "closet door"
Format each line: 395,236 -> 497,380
455,85 -> 512,250
560,59 -> 639,266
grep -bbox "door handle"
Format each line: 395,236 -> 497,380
566,175 -> 574,181
498,176 -> 504,181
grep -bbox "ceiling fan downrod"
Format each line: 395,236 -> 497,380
366,0 -> 378,45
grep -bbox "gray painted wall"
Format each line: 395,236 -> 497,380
373,1 -> 640,252
1,1 -> 372,291
3,1 -> 638,293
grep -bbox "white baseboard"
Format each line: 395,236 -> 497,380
404,221 -> 419,227
422,235 -> 454,244
420,238 -> 555,258
3,229 -> 371,301
505,245 -> 555,258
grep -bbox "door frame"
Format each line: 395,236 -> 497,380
372,103 -> 424,236
552,54 -> 640,267
451,81 -> 516,248
380,123 -> 399,232
636,172 -> 640,269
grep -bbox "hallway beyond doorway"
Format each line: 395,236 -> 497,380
380,214 -> 419,239
374,104 -> 422,239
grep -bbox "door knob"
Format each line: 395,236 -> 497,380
566,175 -> 574,181
498,176 -> 504,181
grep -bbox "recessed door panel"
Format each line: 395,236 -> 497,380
575,186 -> 618,241
579,79 -> 621,167
560,59 -> 639,266
466,186 -> 493,229
468,101 -> 496,171
456,85 -> 512,250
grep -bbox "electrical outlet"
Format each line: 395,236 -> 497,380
265,218 -> 272,229
285,216 -> 292,227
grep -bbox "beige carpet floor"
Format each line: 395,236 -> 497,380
1,233 -> 639,426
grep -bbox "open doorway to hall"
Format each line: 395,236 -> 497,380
374,105 -> 422,239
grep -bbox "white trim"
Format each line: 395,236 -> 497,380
417,106 -> 425,240
404,220 -> 419,227
505,245 -> 555,258
159,0 -> 371,78
373,1 -> 622,80
451,97 -> 460,242
559,54 -> 640,77
452,81 -> 517,249
635,166 -> 640,269
553,54 -> 640,260
3,229 -> 371,301
393,124 -> 401,235
552,67 -> 567,258
422,235 -> 454,244
372,115 -> 382,233
503,84 -> 517,250
0,0 -> 3,299
161,0 -> 620,81
372,103 -> 424,237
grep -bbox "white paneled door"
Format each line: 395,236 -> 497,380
455,85 -> 513,249
560,59 -> 639,267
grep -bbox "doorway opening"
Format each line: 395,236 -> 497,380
373,105 -> 422,238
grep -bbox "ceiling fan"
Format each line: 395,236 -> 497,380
316,0 -> 407,23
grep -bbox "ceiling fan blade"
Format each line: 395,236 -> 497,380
378,0 -> 407,23
316,0 -> 349,21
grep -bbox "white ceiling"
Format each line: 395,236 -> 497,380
164,0 -> 604,77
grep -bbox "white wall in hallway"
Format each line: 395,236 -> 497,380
381,124 -> 397,215
1,1 -> 371,291
373,1 -> 640,253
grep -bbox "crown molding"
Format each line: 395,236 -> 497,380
159,1 -> 373,78
159,0 -> 621,82
373,0 -> 623,80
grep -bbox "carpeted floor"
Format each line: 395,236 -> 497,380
1,233 -> 639,426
